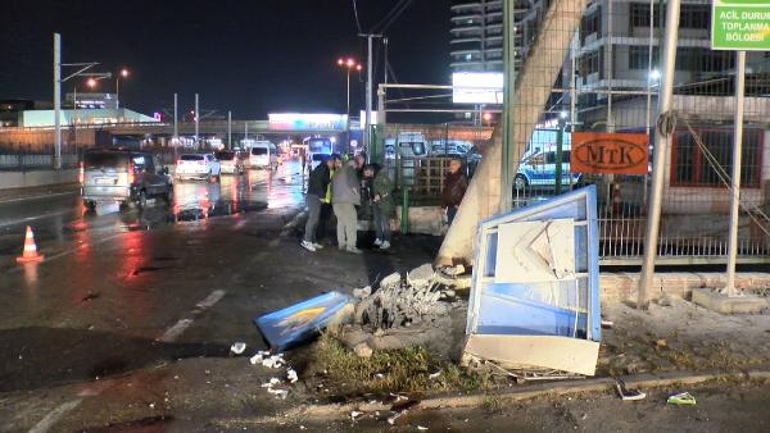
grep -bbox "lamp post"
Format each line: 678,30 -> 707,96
115,68 -> 129,109
337,57 -> 361,153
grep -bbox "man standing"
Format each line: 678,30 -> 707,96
332,159 -> 362,254
365,164 -> 395,250
301,155 -> 334,252
441,157 -> 468,226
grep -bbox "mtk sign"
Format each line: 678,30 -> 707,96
570,132 -> 649,175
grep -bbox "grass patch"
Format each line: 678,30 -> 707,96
309,333 -> 491,397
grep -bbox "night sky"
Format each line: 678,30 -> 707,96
0,0 -> 451,119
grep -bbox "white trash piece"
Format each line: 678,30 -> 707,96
267,387 -> 289,399
230,342 -> 247,355
287,368 -> 299,384
262,354 -> 285,369
249,350 -> 271,365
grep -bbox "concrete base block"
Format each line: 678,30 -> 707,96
691,288 -> 768,314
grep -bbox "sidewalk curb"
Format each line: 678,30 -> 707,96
214,368 -> 770,427
0,184 -> 79,204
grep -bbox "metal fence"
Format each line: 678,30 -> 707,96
382,0 -> 770,266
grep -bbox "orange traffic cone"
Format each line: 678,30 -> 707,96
16,225 -> 44,264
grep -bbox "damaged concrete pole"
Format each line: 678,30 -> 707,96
435,0 -> 589,267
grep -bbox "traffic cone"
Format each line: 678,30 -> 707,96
16,226 -> 44,264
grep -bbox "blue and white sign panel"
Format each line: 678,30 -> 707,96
464,185 -> 601,376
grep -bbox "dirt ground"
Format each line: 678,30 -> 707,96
600,295 -> 770,376
285,379 -> 770,432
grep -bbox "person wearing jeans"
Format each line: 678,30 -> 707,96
365,164 -> 395,250
301,156 -> 335,252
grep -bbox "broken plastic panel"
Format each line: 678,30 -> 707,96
254,291 -> 351,351
464,185 -> 601,376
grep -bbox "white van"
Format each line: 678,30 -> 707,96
396,132 -> 429,158
248,141 -> 278,169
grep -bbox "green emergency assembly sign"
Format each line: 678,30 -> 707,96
711,0 -> 770,50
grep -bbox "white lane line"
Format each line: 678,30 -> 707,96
0,190 -> 77,205
196,289 -> 226,309
28,398 -> 83,433
158,318 -> 194,343
0,209 -> 73,229
158,289 -> 226,343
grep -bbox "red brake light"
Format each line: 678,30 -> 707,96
127,162 -> 135,184
79,162 -> 84,184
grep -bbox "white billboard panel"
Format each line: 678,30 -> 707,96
452,72 -> 504,104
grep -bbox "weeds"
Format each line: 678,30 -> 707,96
309,333 -> 491,396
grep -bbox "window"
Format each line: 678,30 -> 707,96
672,129 -> 762,188
629,3 -> 660,28
629,46 -> 659,70
580,51 -> 600,76
580,8 -> 601,43
680,5 -> 710,29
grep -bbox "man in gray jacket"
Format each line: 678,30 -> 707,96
332,159 -> 362,254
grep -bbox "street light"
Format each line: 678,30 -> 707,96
116,68 -> 129,109
336,57 -> 361,152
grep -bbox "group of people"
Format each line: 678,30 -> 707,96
301,154 -> 395,254
301,153 -> 469,254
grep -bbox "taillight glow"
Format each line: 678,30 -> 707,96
78,162 -> 84,184
127,162 -> 135,184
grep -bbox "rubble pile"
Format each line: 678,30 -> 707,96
338,264 -> 468,355
354,266 -> 452,330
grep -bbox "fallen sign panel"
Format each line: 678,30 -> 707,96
254,291 -> 351,352
464,185 -> 601,376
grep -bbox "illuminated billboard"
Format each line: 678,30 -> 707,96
452,72 -> 504,104
268,113 -> 348,131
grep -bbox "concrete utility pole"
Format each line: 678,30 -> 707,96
227,111 -> 232,150
54,33 -> 61,169
436,0 -> 589,266
725,51 -> 747,296
194,93 -> 199,146
637,0 -> 681,309
173,93 -> 178,140
359,33 -> 382,153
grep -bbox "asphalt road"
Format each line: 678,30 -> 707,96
0,158 -> 444,432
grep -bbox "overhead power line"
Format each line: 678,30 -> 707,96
352,0 -> 363,34
373,0 -> 414,33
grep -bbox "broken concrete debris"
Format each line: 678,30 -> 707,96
337,264 -> 466,355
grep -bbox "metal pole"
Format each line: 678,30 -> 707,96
194,93 -> 199,147
606,0 -> 613,133
116,76 -> 120,109
500,0 -> 516,212
570,32 -> 577,132
54,33 -> 62,170
645,0 -> 655,132
346,68 -> 351,153
383,37 -> 389,85
365,34 -> 373,152
173,93 -> 178,140
726,51 -> 746,297
227,111 -> 232,150
638,0 -> 681,310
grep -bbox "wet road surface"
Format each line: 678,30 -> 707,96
0,158 -> 444,432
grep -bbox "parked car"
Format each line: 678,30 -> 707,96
215,150 -> 245,175
248,141 -> 279,169
81,149 -> 173,209
515,138 -> 581,190
175,153 -> 221,182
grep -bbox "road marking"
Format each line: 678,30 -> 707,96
0,190 -> 77,205
28,398 -> 83,433
196,289 -> 226,309
158,318 -> 194,343
158,289 -> 226,343
0,209 -> 73,229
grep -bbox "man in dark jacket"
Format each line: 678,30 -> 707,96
302,155 -> 335,252
442,158 -> 468,226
